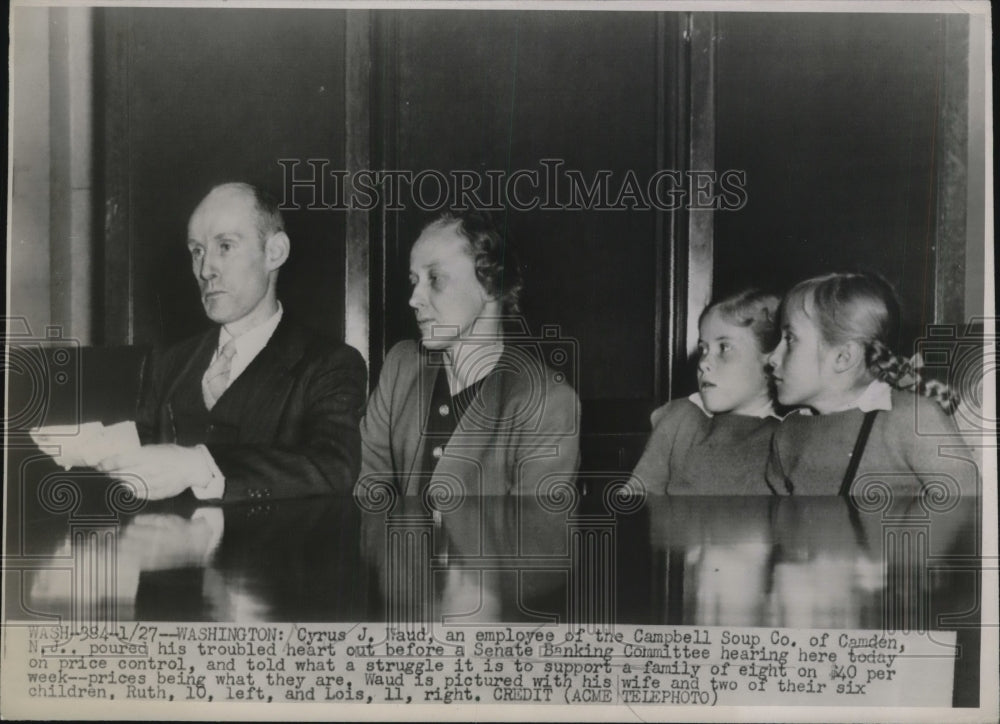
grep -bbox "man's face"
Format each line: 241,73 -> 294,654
408,221 -> 492,351
186,190 -> 273,329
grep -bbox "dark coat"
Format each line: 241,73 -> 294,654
136,317 -> 367,502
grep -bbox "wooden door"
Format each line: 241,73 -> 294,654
368,11 -> 691,472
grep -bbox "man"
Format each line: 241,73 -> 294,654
97,183 -> 366,501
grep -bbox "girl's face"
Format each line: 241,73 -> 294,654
696,309 -> 772,414
768,305 -> 837,408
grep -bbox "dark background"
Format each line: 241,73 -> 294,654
98,9 -> 348,344
93,9 -> 967,469
713,12 -> 945,350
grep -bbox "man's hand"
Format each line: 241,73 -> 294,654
96,444 -> 214,500
120,509 -> 225,568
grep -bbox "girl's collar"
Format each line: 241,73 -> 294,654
687,392 -> 780,420
796,379 -> 894,416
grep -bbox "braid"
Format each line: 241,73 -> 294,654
865,339 -> 960,414
788,271 -> 962,416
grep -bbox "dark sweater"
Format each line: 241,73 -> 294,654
631,398 -> 778,495
765,390 -> 978,497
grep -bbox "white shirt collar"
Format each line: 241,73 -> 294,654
215,303 -> 283,384
796,379 -> 893,416
686,392 -> 780,420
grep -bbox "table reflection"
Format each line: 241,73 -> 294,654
5,448 -> 982,706
642,495 -> 977,632
359,495 -> 578,628
9,453 -> 979,641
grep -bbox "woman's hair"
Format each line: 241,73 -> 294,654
783,272 -> 958,413
700,288 -> 781,354
423,209 -> 524,315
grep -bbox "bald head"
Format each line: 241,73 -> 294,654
191,183 -> 285,246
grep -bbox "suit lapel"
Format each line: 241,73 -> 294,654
166,329 -> 218,411
211,318 -> 308,435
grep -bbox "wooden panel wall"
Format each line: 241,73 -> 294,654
712,13 -> 952,353
98,8 -> 349,346
93,9 -> 977,467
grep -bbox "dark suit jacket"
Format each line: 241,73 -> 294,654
357,340 -> 580,497
136,317 -> 366,502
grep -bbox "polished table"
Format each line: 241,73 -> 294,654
4,445 -> 983,707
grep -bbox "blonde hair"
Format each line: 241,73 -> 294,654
701,288 -> 781,353
783,272 -> 958,413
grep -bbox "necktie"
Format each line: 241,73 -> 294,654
202,340 -> 237,411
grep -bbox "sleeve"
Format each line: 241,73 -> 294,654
206,343 -> 368,500
134,346 -> 168,445
900,396 -> 980,499
191,444 -> 225,500
355,344 -> 403,496
628,401 -> 690,495
511,380 -> 581,496
630,411 -> 672,496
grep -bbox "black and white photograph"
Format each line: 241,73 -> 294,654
2,0 -> 996,720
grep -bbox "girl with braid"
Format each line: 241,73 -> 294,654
631,289 -> 782,494
766,272 -> 976,497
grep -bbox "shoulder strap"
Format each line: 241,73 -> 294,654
839,410 -> 879,497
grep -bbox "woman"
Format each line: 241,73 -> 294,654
356,210 -> 580,498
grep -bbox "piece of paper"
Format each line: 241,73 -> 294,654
29,421 -> 142,470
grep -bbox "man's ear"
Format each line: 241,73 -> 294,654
264,231 -> 290,271
832,340 -> 864,374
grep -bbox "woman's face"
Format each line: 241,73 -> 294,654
409,221 -> 494,351
696,309 -> 772,414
